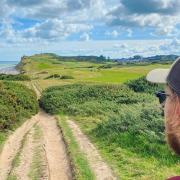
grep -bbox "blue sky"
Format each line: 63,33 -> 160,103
0,0 -> 180,61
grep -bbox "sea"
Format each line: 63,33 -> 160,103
0,61 -> 19,74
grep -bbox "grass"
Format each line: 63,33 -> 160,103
0,132 -> 7,152
40,81 -> 180,180
18,54 -> 171,89
19,53 -> 179,179
28,125 -> 44,180
7,131 -> 29,180
57,115 -> 95,180
75,116 -> 180,180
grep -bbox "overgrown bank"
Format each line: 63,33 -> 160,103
0,81 -> 38,147
40,77 -> 180,179
58,116 -> 95,180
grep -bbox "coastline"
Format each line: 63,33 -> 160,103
0,66 -> 20,75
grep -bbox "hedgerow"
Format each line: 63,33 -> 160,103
0,74 -> 30,81
40,84 -> 154,114
0,81 -> 38,130
125,76 -> 164,94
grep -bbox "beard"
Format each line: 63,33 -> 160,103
165,115 -> 180,155
166,132 -> 180,155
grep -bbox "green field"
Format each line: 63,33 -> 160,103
17,53 -> 180,179
19,54 -> 171,89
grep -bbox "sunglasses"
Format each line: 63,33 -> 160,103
155,91 -> 170,104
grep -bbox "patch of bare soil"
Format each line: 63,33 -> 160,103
0,111 -> 72,180
38,111 -> 72,180
13,128 -> 35,179
67,120 -> 117,180
0,115 -> 39,179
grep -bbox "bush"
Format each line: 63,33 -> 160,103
40,84 -> 154,114
60,75 -> 74,79
0,81 -> 38,130
126,76 -> 163,94
45,74 -> 74,80
0,74 -> 30,81
45,74 -> 61,79
40,78 -> 175,162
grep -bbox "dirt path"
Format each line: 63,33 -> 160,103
0,112 -> 72,180
39,111 -> 72,180
67,120 -> 117,180
0,115 -> 39,179
13,128 -> 35,180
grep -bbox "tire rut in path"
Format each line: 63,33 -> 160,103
12,127 -> 35,180
67,119 -> 117,180
0,111 -> 73,180
0,115 -> 39,180
38,110 -> 72,180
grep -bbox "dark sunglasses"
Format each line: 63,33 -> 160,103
155,91 -> 170,104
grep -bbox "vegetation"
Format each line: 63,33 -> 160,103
8,132 -> 29,180
58,116 -> 95,180
40,77 -> 180,179
125,76 -> 164,94
11,53 -> 178,179
28,125 -> 44,180
0,74 -> 30,81
45,74 -> 74,80
0,81 -> 38,146
17,54 -> 171,89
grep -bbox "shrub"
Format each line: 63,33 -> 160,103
0,81 -> 38,130
45,74 -> 61,79
126,76 -> 163,94
45,74 -> 74,80
40,84 -> 154,114
60,75 -> 74,79
0,74 -> 30,81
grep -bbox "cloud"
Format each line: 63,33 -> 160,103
7,0 -> 47,7
127,29 -> 132,37
0,0 -> 179,56
106,30 -> 119,38
6,0 -> 102,20
80,32 -> 90,41
0,0 -> 12,19
0,19 -> 92,42
23,19 -> 92,41
113,43 -> 128,49
107,0 -> 180,36
120,0 -> 180,15
160,38 -> 180,53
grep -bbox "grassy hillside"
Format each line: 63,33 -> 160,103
40,78 -> 180,179
18,53 -> 178,179
18,54 -> 171,89
0,81 -> 38,148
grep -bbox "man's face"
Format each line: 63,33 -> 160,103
164,86 -> 180,155
164,86 -> 175,120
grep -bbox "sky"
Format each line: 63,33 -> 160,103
0,0 -> 180,61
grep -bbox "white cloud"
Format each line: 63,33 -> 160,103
127,28 -> 132,37
0,19 -> 93,42
160,38 -> 180,54
106,30 -> 119,38
107,0 -> 180,36
0,0 -> 179,59
23,19 -> 92,40
80,32 -> 90,41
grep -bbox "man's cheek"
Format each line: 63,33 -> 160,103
167,133 -> 180,155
